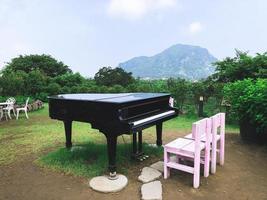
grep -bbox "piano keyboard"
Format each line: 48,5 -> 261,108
132,110 -> 175,126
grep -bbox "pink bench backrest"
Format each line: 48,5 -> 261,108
211,113 -> 225,135
192,118 -> 211,138
192,118 -> 211,154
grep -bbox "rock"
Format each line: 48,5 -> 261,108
89,174 -> 128,193
150,161 -> 164,173
138,167 -> 162,183
141,180 -> 162,200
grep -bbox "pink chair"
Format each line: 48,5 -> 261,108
210,113 -> 225,174
164,118 -> 211,188
184,113 -> 225,174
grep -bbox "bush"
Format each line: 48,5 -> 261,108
224,79 -> 267,142
46,83 -> 61,95
35,93 -> 49,102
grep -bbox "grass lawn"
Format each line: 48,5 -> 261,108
0,104 -> 239,177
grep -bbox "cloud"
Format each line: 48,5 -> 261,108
107,0 -> 177,20
189,22 -> 203,34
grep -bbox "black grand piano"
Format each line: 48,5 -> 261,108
48,93 -> 178,178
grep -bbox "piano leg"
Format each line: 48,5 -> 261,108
132,131 -> 137,155
156,123 -> 162,146
64,121 -> 72,148
138,131 -> 142,153
105,134 -> 118,180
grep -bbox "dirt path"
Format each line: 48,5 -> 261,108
1,133 -> 267,200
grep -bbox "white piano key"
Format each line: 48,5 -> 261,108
132,110 -> 175,126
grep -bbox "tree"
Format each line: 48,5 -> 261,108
94,67 -> 135,87
53,72 -> 85,88
190,81 -> 206,106
0,71 -> 28,96
1,54 -> 72,78
46,83 -> 61,95
212,50 -> 267,83
167,78 -> 189,111
24,70 -> 47,95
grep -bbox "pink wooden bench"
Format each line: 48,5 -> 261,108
185,113 -> 225,173
164,118 -> 211,188
210,113 -> 225,173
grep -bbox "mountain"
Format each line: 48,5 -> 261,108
118,44 -> 217,80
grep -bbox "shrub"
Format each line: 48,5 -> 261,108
46,83 -> 61,95
223,79 -> 267,142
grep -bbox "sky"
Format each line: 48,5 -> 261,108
1,0 -> 267,77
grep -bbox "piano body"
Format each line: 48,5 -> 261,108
48,93 -> 178,178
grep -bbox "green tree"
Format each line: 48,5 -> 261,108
46,83 -> 61,95
94,67 -> 135,87
2,54 -> 71,78
53,72 -> 85,88
213,50 -> 267,83
24,69 -> 47,95
167,78 -> 189,111
0,71 -> 28,96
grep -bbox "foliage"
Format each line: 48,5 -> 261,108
46,83 -> 61,95
25,70 -> 47,95
0,70 -> 27,96
2,54 -> 72,77
94,67 -> 135,87
213,50 -> 267,83
167,78 -> 189,111
53,73 -> 85,88
223,78 -> 267,133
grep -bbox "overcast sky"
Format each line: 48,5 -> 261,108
1,0 -> 267,77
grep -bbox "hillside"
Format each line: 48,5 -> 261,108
119,44 -> 217,80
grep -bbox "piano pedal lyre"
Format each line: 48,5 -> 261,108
131,130 -> 149,162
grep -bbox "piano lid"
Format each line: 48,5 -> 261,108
48,93 -> 170,104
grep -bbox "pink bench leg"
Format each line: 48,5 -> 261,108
164,148 -> 170,179
219,114 -> 225,165
193,153 -> 200,188
204,119 -> 211,177
204,145 -> 210,177
211,131 -> 217,174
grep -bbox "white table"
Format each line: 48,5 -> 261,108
0,102 -> 14,120
0,102 -> 12,106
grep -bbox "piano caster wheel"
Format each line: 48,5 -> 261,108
108,172 -> 119,180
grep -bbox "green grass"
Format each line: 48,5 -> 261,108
0,103 -> 239,177
36,143 -> 162,177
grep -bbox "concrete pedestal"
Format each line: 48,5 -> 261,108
89,174 -> 128,193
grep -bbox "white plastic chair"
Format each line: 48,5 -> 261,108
3,97 -> 16,120
16,98 -> 30,120
0,106 -> 3,120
